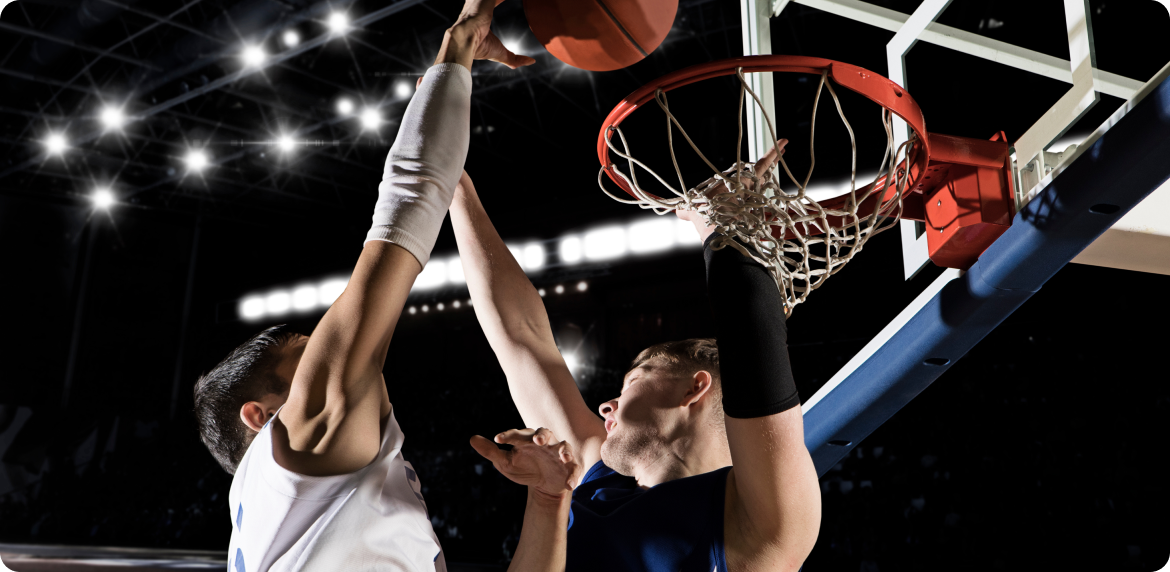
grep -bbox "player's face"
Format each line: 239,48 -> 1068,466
597,363 -> 687,476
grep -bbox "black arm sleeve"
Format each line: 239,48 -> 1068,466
704,233 -> 801,419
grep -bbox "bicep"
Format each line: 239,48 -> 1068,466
725,408 -> 821,570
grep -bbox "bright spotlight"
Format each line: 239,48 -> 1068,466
563,352 -> 579,373
265,291 -> 292,316
318,278 -> 348,306
676,219 -> 702,246
437,302 -> 445,311
447,256 -> 465,284
45,133 -> 67,155
185,149 -> 209,172
277,134 -> 296,153
421,304 -> 429,313
282,30 -> 301,48
555,284 -> 565,295
523,243 -> 545,270
336,97 -> 355,115
328,12 -> 349,34
291,285 -> 318,310
242,45 -> 267,67
91,188 -> 115,209
100,106 -> 125,130
360,108 -> 381,130
395,82 -> 412,98
559,236 -> 583,264
452,300 -> 461,309
577,281 -> 588,292
538,288 -> 547,297
502,38 -> 523,54
413,260 -> 447,290
629,218 -> 676,253
239,296 -> 266,320
408,306 -> 417,315
583,226 -> 628,260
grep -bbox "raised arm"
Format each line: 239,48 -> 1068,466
451,172 -> 607,473
680,140 -> 821,571
271,0 -> 532,477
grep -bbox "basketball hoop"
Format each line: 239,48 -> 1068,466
597,55 -> 932,314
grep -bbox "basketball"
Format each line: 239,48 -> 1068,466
524,0 -> 679,71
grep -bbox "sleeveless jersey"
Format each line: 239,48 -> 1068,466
567,461 -> 732,572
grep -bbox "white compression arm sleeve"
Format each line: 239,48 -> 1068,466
364,63 -> 472,267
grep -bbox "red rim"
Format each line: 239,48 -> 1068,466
597,55 -> 931,202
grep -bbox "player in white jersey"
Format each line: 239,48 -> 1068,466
191,1 -> 574,570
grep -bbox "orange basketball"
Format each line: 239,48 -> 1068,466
524,0 -> 678,72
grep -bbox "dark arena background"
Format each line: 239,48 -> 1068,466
1,0 -> 1168,570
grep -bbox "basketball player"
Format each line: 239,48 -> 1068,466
191,0 -> 577,570
450,141 -> 822,571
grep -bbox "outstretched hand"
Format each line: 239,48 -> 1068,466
470,428 -> 579,504
676,138 -> 788,243
438,0 -> 536,70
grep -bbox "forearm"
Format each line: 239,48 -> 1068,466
451,183 -> 557,348
507,490 -> 571,572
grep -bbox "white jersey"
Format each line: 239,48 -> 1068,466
227,408 -> 446,572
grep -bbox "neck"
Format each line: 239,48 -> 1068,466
633,428 -> 732,489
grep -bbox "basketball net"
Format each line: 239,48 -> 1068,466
599,68 -> 920,314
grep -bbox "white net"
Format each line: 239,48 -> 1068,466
598,68 -> 921,314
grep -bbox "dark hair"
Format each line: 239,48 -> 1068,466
194,325 -> 294,474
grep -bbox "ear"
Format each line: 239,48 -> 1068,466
240,401 -> 271,432
679,371 -> 715,409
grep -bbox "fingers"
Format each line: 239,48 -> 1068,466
532,427 -> 554,447
470,435 -> 507,464
494,428 -> 536,446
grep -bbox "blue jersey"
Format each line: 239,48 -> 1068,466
566,461 -> 732,572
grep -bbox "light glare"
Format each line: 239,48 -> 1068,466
278,135 -> 296,153
318,278 -> 348,306
242,45 -> 266,67
447,257 -> 465,284
282,30 -> 301,47
45,133 -> 67,155
583,226 -> 627,260
629,218 -> 676,253
414,260 -> 447,290
563,352 -> 579,373
100,106 -> 124,129
240,296 -> 266,320
328,12 -> 349,34
337,97 -> 355,115
361,108 -> 381,130
523,244 -> 545,270
292,285 -> 318,310
675,219 -> 701,245
185,150 -> 209,171
265,291 -> 292,315
577,281 -> 588,292
559,236 -> 583,264
395,82 -> 412,98
92,188 -> 115,209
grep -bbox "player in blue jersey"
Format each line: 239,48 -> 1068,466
450,142 -> 821,572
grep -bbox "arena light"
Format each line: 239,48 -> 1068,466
185,149 -> 209,172
327,12 -> 349,35
583,226 -> 627,260
291,285 -> 317,310
628,217 -> 677,253
241,44 -> 267,67
360,108 -> 381,130
44,132 -> 67,155
538,288 -> 547,297
239,296 -> 266,321
265,291 -> 292,316
436,302 -> 445,311
395,82 -> 413,98
502,37 -> 523,54
100,106 -> 125,130
413,260 -> 447,290
282,30 -> 301,48
559,236 -> 583,264
277,134 -> 296,153
91,188 -> 115,209
577,281 -> 588,292
408,306 -> 417,315
446,256 -> 465,284
562,352 -> 580,373
318,277 -> 348,306
554,284 -> 565,294
523,243 -> 545,270
452,300 -> 462,309
675,219 -> 701,245
337,97 -> 355,115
